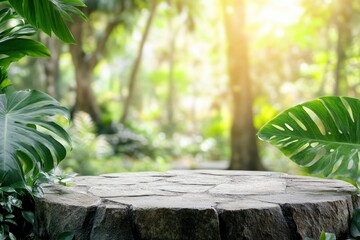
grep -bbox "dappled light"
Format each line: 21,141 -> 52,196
7,0 -> 360,175
5,1 -> 360,239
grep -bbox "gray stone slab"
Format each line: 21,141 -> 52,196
250,193 -> 353,239
217,200 -> 292,240
90,203 -> 133,240
34,170 -> 358,240
194,169 -> 287,177
101,171 -> 175,178
133,207 -> 221,240
34,185 -> 101,239
111,193 -> 233,209
88,185 -> 176,197
282,199 -> 351,239
166,174 -> 231,185
249,193 -> 351,205
286,177 -> 356,193
156,183 -> 214,193
73,176 -> 164,186
209,178 -> 286,195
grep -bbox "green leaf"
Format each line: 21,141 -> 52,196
2,224 -> 8,232
21,211 -> 34,225
0,79 -> 11,92
0,8 -> 48,85
8,0 -> 87,43
0,38 -> 50,58
0,38 -> 50,70
8,196 -> 21,208
258,96 -> 360,181
4,219 -> 17,226
0,90 -> 71,188
0,187 -> 15,193
319,230 -> 336,240
8,232 -> 16,240
57,231 -> 75,240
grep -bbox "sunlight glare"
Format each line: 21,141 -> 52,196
275,28 -> 285,37
252,0 -> 304,36
226,5 -> 234,15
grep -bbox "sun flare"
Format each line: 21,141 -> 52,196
250,0 -> 304,36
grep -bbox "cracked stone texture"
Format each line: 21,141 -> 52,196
34,170 -> 358,240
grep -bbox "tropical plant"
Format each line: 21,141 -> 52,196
258,96 -> 360,185
0,0 -> 85,188
0,186 -> 34,239
0,90 -> 71,188
0,0 -> 86,239
258,96 -> 360,239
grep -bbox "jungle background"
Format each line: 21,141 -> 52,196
9,0 -> 360,176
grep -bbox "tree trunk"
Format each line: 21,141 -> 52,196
74,64 -> 102,124
69,11 -> 122,126
334,23 -> 346,96
44,36 -> 61,99
69,17 -> 102,124
166,35 -> 176,137
333,0 -> 352,95
120,0 -> 157,124
222,0 -> 264,170
165,19 -> 182,138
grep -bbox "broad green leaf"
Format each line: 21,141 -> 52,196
0,39 -> 49,83
258,96 -> 360,180
0,38 -> 50,57
8,0 -> 87,43
0,7 -> 49,86
0,9 -> 36,43
0,90 -> 71,188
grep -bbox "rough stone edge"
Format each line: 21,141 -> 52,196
89,199 -> 134,240
279,196 -> 353,239
34,185 -> 135,240
34,186 -> 101,239
215,200 -> 293,240
131,205 -> 221,240
35,173 -> 360,240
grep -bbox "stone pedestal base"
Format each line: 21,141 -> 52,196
34,170 -> 357,240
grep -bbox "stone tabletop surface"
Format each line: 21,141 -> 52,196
34,170 -> 358,240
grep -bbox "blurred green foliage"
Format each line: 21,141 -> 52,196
9,0 -> 360,175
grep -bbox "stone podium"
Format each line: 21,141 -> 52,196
34,170 -> 358,239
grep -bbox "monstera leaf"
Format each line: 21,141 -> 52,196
7,0 -> 87,43
258,96 -> 360,181
0,90 -> 71,187
0,8 -> 50,87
